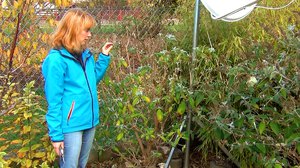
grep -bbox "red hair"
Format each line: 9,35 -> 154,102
50,8 -> 96,53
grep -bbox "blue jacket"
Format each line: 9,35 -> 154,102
42,48 -> 110,142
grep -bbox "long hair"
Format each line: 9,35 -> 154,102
50,8 -> 96,53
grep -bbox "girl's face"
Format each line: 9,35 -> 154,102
78,28 -> 92,49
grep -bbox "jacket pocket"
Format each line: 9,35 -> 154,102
67,101 -> 75,125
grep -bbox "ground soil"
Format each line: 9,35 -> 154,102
87,149 -> 236,168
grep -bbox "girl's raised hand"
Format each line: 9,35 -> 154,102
102,42 -> 113,55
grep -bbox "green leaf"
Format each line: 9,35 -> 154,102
214,128 -> 223,140
285,133 -> 300,144
234,118 -> 244,128
280,88 -> 287,99
175,92 -> 180,103
189,97 -> 195,108
116,120 -> 121,126
274,163 -> 282,168
270,122 -> 280,135
296,143 -> 300,154
116,133 -> 124,141
122,106 -> 126,114
252,103 -> 259,109
177,101 -> 186,115
195,93 -> 204,106
228,75 -> 234,87
256,143 -> 266,154
156,109 -> 163,122
103,76 -> 110,86
168,106 -> 173,113
258,121 -> 266,135
132,98 -> 139,106
233,95 -> 241,103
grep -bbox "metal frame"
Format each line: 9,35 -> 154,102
214,0 -> 259,20
164,1 -> 201,167
165,0 -> 259,167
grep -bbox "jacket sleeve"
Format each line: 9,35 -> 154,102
95,53 -> 111,84
42,53 -> 65,142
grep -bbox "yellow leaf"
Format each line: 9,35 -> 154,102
6,50 -> 10,57
24,112 -> 32,119
156,109 -> 163,122
142,96 -> 151,103
55,0 -> 61,7
13,117 -> 21,124
31,144 -> 41,150
33,42 -> 38,50
42,34 -> 48,43
13,1 -> 19,9
14,46 -> 19,55
22,125 -> 31,134
17,152 -> 26,158
29,6 -> 35,14
23,139 -> 30,145
0,137 -> 6,141
34,152 -> 46,158
11,139 -> 22,144
0,145 -> 8,151
25,159 -> 32,167
62,0 -> 70,7
3,10 -> 11,17
12,10 -> 17,17
121,60 -> 128,67
11,92 -> 19,97
49,18 -> 55,26
41,162 -> 50,168
33,160 -> 40,167
128,104 -> 134,112
18,146 -> 29,153
5,127 -> 13,131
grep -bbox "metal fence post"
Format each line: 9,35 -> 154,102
184,0 -> 201,167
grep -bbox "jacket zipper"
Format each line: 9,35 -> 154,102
83,57 -> 94,127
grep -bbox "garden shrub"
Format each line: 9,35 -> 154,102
0,80 -> 55,167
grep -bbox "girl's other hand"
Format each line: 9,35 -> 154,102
102,42 -> 113,55
52,141 -> 64,156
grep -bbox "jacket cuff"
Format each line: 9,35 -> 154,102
100,52 -> 109,57
50,134 -> 64,142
